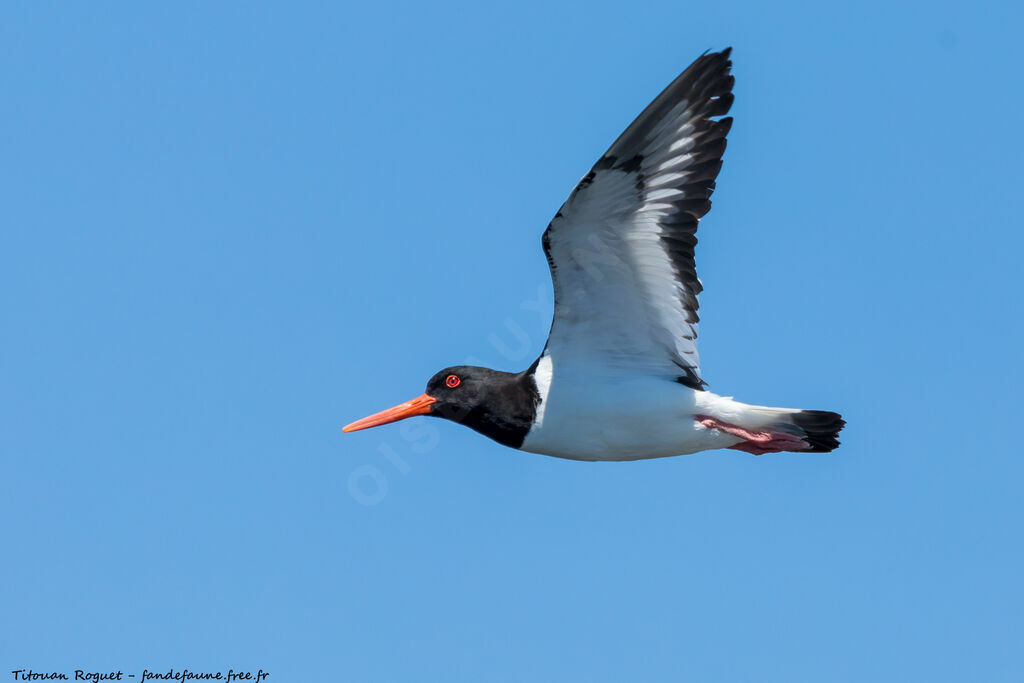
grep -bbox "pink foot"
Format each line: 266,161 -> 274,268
696,415 -> 809,455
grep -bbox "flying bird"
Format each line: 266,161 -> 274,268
344,48 -> 845,460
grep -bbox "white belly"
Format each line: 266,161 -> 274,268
519,356 -> 743,461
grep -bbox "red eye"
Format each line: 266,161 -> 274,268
445,374 -> 460,388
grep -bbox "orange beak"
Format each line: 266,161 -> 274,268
343,393 -> 436,433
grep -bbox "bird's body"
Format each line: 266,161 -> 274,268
344,48 -> 845,460
521,356 -> 742,460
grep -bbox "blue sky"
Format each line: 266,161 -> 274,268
2,1 -> 1023,681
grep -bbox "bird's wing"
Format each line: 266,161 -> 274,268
541,49 -> 734,388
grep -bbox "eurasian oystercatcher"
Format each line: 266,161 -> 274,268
344,48 -> 845,460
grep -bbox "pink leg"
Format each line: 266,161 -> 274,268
696,415 -> 809,455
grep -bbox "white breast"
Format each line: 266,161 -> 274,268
520,353 -> 742,461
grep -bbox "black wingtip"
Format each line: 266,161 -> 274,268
702,47 -> 732,58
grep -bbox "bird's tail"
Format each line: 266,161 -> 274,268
699,396 -> 846,453
786,409 -> 846,452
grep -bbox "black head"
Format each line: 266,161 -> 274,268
344,363 -> 541,449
